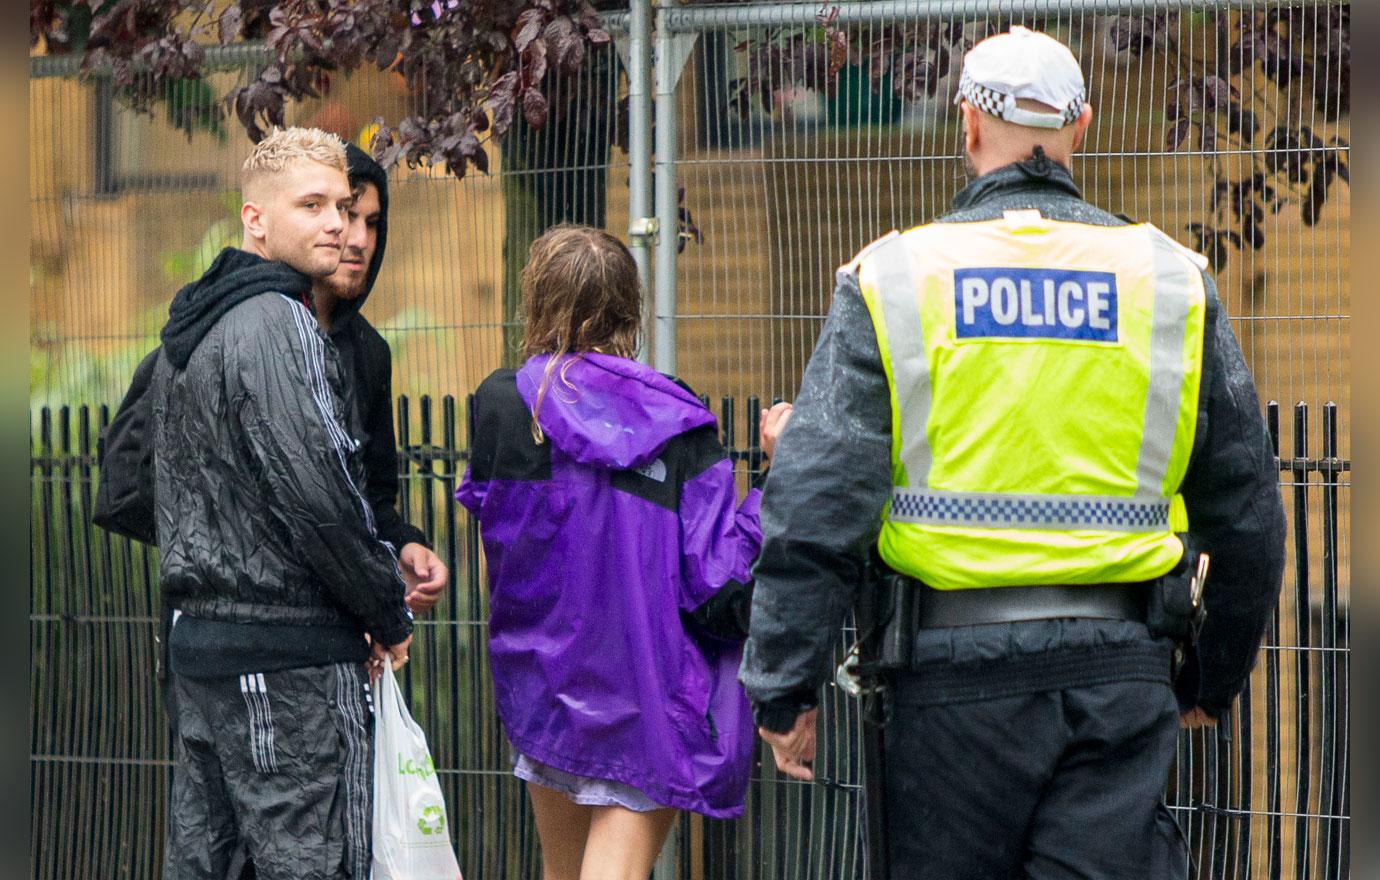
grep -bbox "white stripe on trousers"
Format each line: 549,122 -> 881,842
335,663 -> 372,879
239,673 -> 278,773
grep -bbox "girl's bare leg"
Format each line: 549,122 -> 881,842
526,781 -> 594,880
578,805 -> 678,880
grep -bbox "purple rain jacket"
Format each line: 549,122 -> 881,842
455,353 -> 763,818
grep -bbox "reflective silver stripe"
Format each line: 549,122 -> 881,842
1137,232 -> 1196,497
891,488 -> 1170,532
868,240 -> 933,487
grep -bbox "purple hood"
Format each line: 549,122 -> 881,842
457,353 -> 762,817
516,354 -> 716,469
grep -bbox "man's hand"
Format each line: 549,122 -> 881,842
759,707 -> 818,781
399,543 -> 448,614
1179,707 -> 1217,729
760,402 -> 794,460
370,634 -> 413,680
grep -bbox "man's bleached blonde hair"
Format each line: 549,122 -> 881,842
240,127 -> 348,195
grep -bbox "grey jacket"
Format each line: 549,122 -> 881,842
740,158 -> 1286,727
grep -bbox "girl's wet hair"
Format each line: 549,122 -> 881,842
520,224 -> 641,442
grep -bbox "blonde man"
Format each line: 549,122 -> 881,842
152,127 -> 412,880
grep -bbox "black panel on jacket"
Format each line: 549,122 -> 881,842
468,369 -> 552,483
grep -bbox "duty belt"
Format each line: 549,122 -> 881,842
911,580 -> 1151,629
867,571 -> 1169,672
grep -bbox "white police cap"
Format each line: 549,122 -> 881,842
955,26 -> 1086,130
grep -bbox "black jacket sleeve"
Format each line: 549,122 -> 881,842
227,298 -> 413,647
1177,276 -> 1287,713
739,273 -> 894,725
357,326 -> 428,550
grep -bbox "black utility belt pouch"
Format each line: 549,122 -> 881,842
877,571 -> 919,670
1146,535 -> 1209,645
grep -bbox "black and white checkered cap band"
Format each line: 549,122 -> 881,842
958,70 -> 1085,128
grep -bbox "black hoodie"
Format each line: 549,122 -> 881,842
161,248 -> 311,369
327,144 -> 428,551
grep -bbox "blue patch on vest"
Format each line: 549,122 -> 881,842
954,267 -> 1119,342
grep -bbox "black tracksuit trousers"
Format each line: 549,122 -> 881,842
882,671 -> 1189,880
163,663 -> 374,880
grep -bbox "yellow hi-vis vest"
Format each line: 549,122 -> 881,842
851,209 -> 1208,590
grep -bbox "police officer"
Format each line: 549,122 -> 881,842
740,26 -> 1286,879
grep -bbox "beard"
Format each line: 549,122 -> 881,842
320,270 -> 367,301
963,147 -> 980,180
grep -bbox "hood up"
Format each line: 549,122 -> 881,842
160,248 -> 310,369
515,353 -> 716,470
330,143 -> 391,328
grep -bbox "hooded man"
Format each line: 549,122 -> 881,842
310,144 -> 448,613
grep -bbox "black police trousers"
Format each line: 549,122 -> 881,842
881,623 -> 1190,880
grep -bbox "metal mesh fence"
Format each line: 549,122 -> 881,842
30,1 -> 1348,877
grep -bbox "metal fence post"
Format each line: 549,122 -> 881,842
651,10 -> 699,874
621,0 -> 656,363
652,3 -> 697,378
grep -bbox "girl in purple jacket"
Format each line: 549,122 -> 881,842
457,225 -> 790,878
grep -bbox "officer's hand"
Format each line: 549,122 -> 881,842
399,543 -> 448,614
760,402 -> 794,460
1179,707 -> 1217,729
759,707 -> 818,781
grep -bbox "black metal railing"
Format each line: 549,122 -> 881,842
30,396 -> 1349,879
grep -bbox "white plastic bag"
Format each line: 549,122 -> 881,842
371,667 -> 464,880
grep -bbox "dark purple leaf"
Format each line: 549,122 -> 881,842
300,29 -> 324,55
1200,75 -> 1235,111
1227,105 -> 1258,141
483,30 -> 511,53
1199,123 -> 1217,152
513,8 -> 545,52
372,31 -> 402,68
546,17 -> 582,72
469,136 -> 490,174
487,94 -> 516,135
561,34 -> 585,72
544,16 -> 574,49
218,6 -> 242,46
522,39 -> 547,87
1166,120 -> 1191,152
521,85 -> 548,127
470,106 -> 491,133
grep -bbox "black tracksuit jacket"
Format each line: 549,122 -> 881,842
152,249 -> 413,665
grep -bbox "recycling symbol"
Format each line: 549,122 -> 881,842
417,805 -> 446,836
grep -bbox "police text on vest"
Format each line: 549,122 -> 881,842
953,267 -> 1119,342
